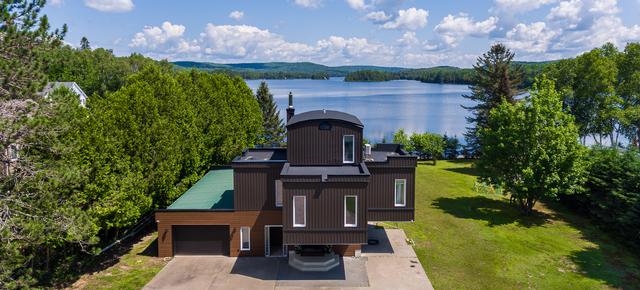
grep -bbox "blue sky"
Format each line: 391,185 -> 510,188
44,0 -> 640,67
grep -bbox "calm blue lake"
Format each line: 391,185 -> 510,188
245,77 -> 473,143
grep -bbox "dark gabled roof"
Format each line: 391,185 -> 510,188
286,110 -> 363,127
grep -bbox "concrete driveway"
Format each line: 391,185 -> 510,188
144,228 -> 433,290
361,228 -> 433,290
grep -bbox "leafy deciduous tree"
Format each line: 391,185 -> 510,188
572,45 -> 621,145
546,43 -> 625,146
618,43 -> 640,148
392,128 -> 411,150
410,132 -> 445,164
478,76 -> 586,213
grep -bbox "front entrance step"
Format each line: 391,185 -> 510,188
288,250 -> 340,272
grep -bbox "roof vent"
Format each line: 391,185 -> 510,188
286,92 -> 295,121
288,92 -> 293,108
365,144 -> 373,161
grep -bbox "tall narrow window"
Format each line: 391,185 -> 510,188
275,180 -> 283,207
344,195 -> 357,227
395,179 -> 406,207
343,135 -> 355,163
240,227 -> 250,251
293,196 -> 306,227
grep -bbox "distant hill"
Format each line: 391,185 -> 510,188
345,61 -> 557,88
172,61 -> 408,79
172,60 -> 556,85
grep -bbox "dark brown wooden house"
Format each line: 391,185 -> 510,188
156,99 -> 416,260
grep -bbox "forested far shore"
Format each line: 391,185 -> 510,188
173,60 -> 552,86
172,61 -> 404,80
345,62 -> 552,88
214,70 -> 331,80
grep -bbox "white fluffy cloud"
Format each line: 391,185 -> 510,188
84,0 -> 133,12
316,36 -> 394,63
294,0 -> 323,8
229,11 -> 244,20
127,21 -> 409,65
592,16 -> 640,45
124,0 -> 640,67
493,0 -> 557,12
50,0 -> 63,6
199,24 -> 296,58
197,24 -> 394,64
588,0 -> 618,14
547,0 -> 582,23
554,15 -> 640,50
345,0 -> 368,11
396,31 -> 419,46
505,22 -> 559,53
434,14 -> 499,47
505,0 -> 640,57
365,11 -> 391,23
381,8 -> 428,30
130,21 -> 192,52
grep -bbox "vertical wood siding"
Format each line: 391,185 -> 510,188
367,208 -> 414,221
282,181 -> 368,245
155,210 -> 283,257
283,231 -> 367,245
365,166 -> 415,221
287,120 -> 363,165
365,156 -> 417,168
233,163 -> 284,211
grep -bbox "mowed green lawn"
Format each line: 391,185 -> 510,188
69,233 -> 168,290
394,160 -> 640,290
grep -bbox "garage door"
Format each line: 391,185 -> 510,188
173,225 -> 229,255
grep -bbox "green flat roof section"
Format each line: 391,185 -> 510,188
168,169 -> 234,210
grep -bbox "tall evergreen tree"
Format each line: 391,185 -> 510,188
255,81 -> 285,145
80,36 -> 90,50
463,43 -> 523,155
0,0 -> 66,99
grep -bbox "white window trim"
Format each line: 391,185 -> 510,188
343,135 -> 355,164
344,195 -> 357,227
240,226 -> 251,251
394,179 -> 406,207
275,180 -> 283,208
293,196 -> 306,227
